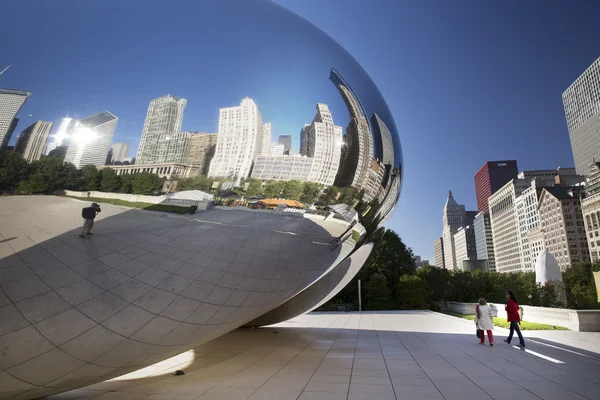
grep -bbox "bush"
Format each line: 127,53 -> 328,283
395,275 -> 429,309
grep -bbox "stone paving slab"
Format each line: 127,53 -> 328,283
48,311 -> 600,400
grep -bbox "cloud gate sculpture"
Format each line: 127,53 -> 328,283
0,0 -> 402,398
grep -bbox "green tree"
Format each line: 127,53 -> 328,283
395,275 -> 429,309
177,174 -> 215,192
319,186 -> 340,205
300,182 -> 322,204
119,174 -> 134,193
263,180 -> 285,198
365,273 -> 393,310
416,265 -> 453,303
563,262 -> 599,309
29,156 -> 80,192
81,165 -> 100,191
244,178 -> 263,197
282,180 -> 303,200
16,173 -> 49,194
100,168 -> 121,192
131,172 -> 162,194
63,163 -> 82,190
0,150 -> 30,191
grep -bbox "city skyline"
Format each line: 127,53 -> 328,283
2,0 -> 598,262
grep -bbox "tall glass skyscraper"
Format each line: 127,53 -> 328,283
0,88 -> 30,148
64,111 -> 118,168
563,57 -> 600,175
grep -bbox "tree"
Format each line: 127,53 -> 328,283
395,275 -> 429,309
263,180 -> 285,198
81,165 -> 100,191
16,173 -> 49,194
244,178 -> 263,197
562,262 -> 600,309
100,168 -> 121,192
131,172 -> 162,194
319,186 -> 340,205
119,174 -> 134,193
0,150 -> 29,191
177,174 -> 215,192
30,156 -> 80,192
300,182 -> 322,204
365,273 -> 393,310
281,180 -> 303,200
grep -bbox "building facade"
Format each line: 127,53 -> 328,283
300,103 -> 343,186
110,143 -> 130,163
454,225 -> 477,271
581,162 -> 600,262
13,120 -> 53,163
518,168 -> 584,187
441,191 -> 466,270
474,160 -> 519,213
474,212 -> 495,271
278,134 -> 291,154
208,97 -> 263,182
515,181 -> 545,272
269,143 -> 285,156
0,89 -> 30,148
539,187 -> 589,271
562,57 -> 600,176
433,237 -> 445,268
186,133 -> 217,175
251,155 -> 313,182
64,111 -> 118,169
108,162 -> 199,179
259,123 -> 272,156
165,131 -> 192,163
136,94 -> 187,165
44,117 -> 76,155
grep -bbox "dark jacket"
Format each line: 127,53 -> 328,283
505,299 -> 520,322
82,206 -> 101,220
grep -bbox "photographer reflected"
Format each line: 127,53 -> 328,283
79,202 -> 101,238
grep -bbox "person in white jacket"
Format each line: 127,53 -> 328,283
474,298 -> 494,346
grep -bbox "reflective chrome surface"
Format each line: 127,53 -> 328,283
0,0 -> 402,397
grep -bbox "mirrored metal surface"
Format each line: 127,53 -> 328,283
0,0 -> 402,397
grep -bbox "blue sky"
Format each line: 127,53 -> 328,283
2,0 -> 600,262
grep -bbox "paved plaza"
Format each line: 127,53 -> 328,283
47,311 -> 600,400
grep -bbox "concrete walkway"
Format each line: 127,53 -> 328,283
48,311 -> 600,400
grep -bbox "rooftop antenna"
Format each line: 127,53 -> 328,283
0,65 -> 11,76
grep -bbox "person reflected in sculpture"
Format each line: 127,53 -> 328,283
475,297 -> 494,346
79,202 -> 101,238
503,290 -> 525,348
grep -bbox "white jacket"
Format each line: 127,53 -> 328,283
475,304 -> 494,331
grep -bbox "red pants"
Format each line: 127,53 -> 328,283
479,330 -> 494,344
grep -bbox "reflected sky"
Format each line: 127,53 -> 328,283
1,0 -> 401,166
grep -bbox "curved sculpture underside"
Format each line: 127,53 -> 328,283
0,1 -> 402,399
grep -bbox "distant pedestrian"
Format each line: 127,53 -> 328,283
80,202 -> 101,238
503,291 -> 525,348
475,298 -> 494,346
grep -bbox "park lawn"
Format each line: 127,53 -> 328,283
441,312 -> 568,330
65,196 -> 190,215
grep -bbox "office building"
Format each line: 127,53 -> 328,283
442,191 -> 467,270
269,143 -> 285,156
330,69 -> 373,190
454,225 -> 477,271
0,89 -> 30,148
278,134 -> 291,154
562,57 -> 600,175
515,180 -> 546,272
251,155 -> 313,182
109,162 -> 199,180
433,237 -> 445,268
110,143 -> 130,163
13,121 -> 53,163
186,133 -> 217,175
260,123 -> 272,156
136,95 -> 187,164
300,103 -> 343,186
208,97 -> 263,182
518,168 -> 584,187
581,162 -> 600,262
539,187 -> 588,271
64,111 -> 118,168
45,117 -> 76,155
165,131 -> 192,164
474,160 -> 518,213
363,159 -> 385,202
473,212 -> 495,271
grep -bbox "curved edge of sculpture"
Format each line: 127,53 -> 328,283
244,230 -> 382,327
535,249 -> 563,285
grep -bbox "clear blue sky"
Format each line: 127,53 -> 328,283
2,0 -> 600,262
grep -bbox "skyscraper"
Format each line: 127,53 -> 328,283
136,95 -> 186,164
442,191 -> 467,270
474,160 -> 518,213
474,212 -> 495,271
186,133 -> 217,175
300,103 -> 343,186
0,89 -> 31,148
433,237 -> 445,268
259,123 -> 272,156
14,121 -> 53,163
64,111 -> 118,168
110,143 -> 130,163
45,117 -> 76,155
278,134 -> 291,154
208,97 -> 263,182
563,57 -> 600,175
330,69 -> 373,190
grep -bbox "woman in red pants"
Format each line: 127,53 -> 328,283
475,298 -> 494,346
